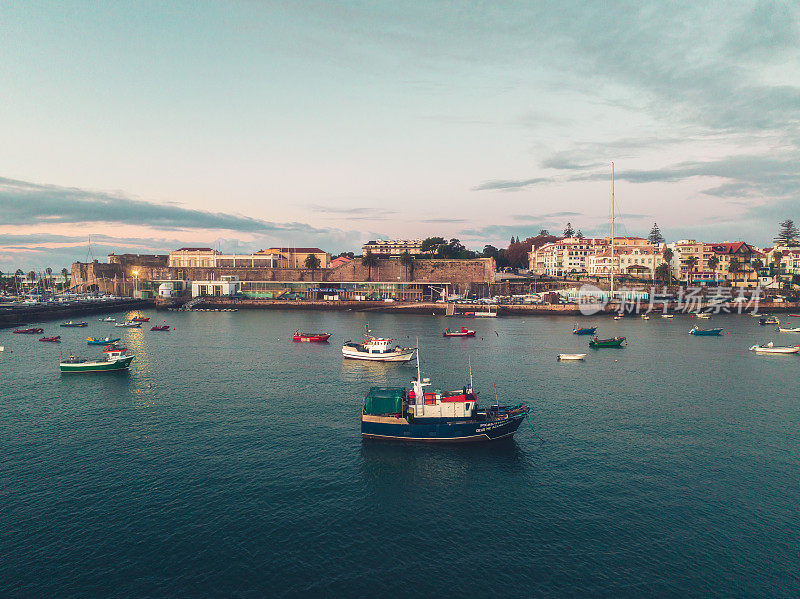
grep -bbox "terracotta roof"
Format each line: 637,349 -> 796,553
709,241 -> 754,255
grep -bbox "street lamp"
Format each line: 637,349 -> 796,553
133,270 -> 138,296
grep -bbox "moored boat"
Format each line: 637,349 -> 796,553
13,327 -> 44,334
759,316 -> 779,325
39,336 -> 61,343
60,321 -> 88,327
689,326 -> 724,336
343,327 -> 415,361
150,325 -> 171,332
749,342 -> 799,354
572,323 -> 597,335
558,353 -> 587,361
778,327 -> 800,333
443,327 -> 476,337
360,350 -> 529,442
87,336 -> 121,345
60,347 -> 135,372
99,316 -> 116,322
114,321 -> 142,328
132,316 -> 150,322
292,330 -> 330,342
696,313 -> 711,319
661,314 -> 674,319
589,336 -> 626,348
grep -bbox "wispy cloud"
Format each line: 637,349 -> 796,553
512,211 -> 582,221
472,177 -> 551,191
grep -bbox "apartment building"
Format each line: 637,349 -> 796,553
361,239 -> 424,256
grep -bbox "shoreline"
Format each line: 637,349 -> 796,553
0,299 -> 150,329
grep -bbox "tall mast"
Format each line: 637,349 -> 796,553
610,162 -> 615,299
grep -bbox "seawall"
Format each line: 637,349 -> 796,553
0,299 -> 151,329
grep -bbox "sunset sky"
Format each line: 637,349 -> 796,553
1,1 -> 798,269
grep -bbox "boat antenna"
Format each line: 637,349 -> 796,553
416,337 -> 421,381
468,355 -> 473,390
610,162 -> 615,301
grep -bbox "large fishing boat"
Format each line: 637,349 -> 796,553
60,347 -> 135,373
342,327 -> 415,362
360,351 -> 529,442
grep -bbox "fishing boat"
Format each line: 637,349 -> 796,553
759,316 -> 779,325
778,327 -> 800,333
661,314 -> 674,319
132,316 -> 150,322
696,313 -> 711,319
689,326 -> 723,336
150,325 -> 171,332
589,336 -> 627,348
360,350 -> 529,442
749,342 -> 799,354
292,330 -> 330,342
443,327 -> 476,337
343,327 -> 415,362
641,314 -> 650,320
60,321 -> 88,327
572,324 -> 597,335
39,336 -> 61,343
114,321 -> 142,328
99,316 -> 116,322
60,347 -> 135,373
789,313 -> 800,317
87,336 -> 121,345
13,327 -> 43,334
557,353 -> 587,361
613,314 -> 623,320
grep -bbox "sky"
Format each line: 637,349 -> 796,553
1,1 -> 798,270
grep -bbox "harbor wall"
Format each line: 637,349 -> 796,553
0,299 -> 150,329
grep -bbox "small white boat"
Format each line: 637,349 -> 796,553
557,353 -> 586,361
114,321 -> 142,328
342,327 -> 415,362
641,315 -> 650,320
613,315 -> 623,320
749,342 -> 800,354
0,346 -> 4,352
662,314 -> 674,319
778,327 -> 800,333
99,316 -> 116,322
696,313 -> 711,319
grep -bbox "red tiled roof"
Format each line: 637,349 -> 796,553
709,241 -> 754,255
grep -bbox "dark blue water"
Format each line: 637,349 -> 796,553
2,310 -> 799,597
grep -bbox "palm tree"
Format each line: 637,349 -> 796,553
707,255 -> 719,284
728,257 -> 741,286
686,256 -> 698,285
751,258 -> 764,286
304,254 -> 321,281
662,248 -> 674,282
15,269 -> 23,295
655,262 -> 671,283
361,251 -> 378,282
400,251 -> 414,281
62,268 -> 70,291
772,251 -> 783,285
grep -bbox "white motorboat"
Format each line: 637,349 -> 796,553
557,353 -> 586,361
114,321 -> 142,328
778,327 -> 800,333
696,313 -> 711,319
342,328 -> 415,362
749,342 -> 800,354
662,314 -> 674,319
99,316 -> 116,322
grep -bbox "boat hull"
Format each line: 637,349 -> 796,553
572,328 -> 596,335
589,337 -> 626,348
60,356 -> 134,373
361,412 -> 526,442
87,338 -> 121,345
293,333 -> 331,342
343,348 -> 415,361
689,329 -> 723,336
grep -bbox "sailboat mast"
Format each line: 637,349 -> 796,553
610,162 -> 615,299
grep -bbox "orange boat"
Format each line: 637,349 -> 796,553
293,331 -> 331,342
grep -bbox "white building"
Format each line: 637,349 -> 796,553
191,275 -> 241,297
362,239 -> 424,256
528,237 -> 609,276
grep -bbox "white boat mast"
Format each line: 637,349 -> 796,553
610,162 -> 615,300
412,339 -> 429,409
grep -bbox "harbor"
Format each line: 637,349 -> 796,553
2,307 -> 800,596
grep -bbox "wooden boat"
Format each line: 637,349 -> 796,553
60,321 -> 88,327
13,327 -> 43,334
443,327 -> 476,337
558,353 -> 587,361
150,325 -> 171,332
749,342 -> 799,354
572,324 -> 597,335
39,336 -> 61,343
589,336 -> 626,348
60,347 -> 135,372
132,316 -> 150,322
292,330 -> 330,342
689,326 -> 723,336
778,327 -> 800,333
114,321 -> 142,328
343,327 -> 415,361
361,349 -> 529,442
87,336 -> 121,345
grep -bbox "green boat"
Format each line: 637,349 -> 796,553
589,336 -> 627,348
60,348 -> 134,373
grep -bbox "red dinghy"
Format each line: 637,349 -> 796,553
443,326 -> 476,337
133,316 -> 150,322
39,336 -> 61,343
150,325 -> 171,331
292,330 -> 331,342
14,328 -> 44,334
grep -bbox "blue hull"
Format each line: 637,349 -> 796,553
362,412 -> 527,443
573,328 -> 597,335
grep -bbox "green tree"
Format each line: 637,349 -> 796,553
686,255 -> 698,285
771,250 -> 784,284
400,251 -> 414,280
751,257 -> 764,278
707,255 -> 719,282
361,250 -> 378,281
775,219 -> 800,247
563,222 -> 575,237
575,230 -> 584,239
538,229 -> 550,236
655,262 -> 671,283
662,248 -> 674,282
421,237 -> 446,253
648,222 -> 665,244
304,254 -> 321,280
728,257 -> 740,284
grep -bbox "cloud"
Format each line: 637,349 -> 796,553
460,223 -> 547,241
306,205 -> 398,220
419,218 -> 469,224
0,176 -> 335,236
512,211 -> 582,221
472,177 -> 551,191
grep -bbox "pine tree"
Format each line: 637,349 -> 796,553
563,222 -> 575,237
648,222 -> 665,244
775,219 -> 800,247
576,230 -> 584,239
